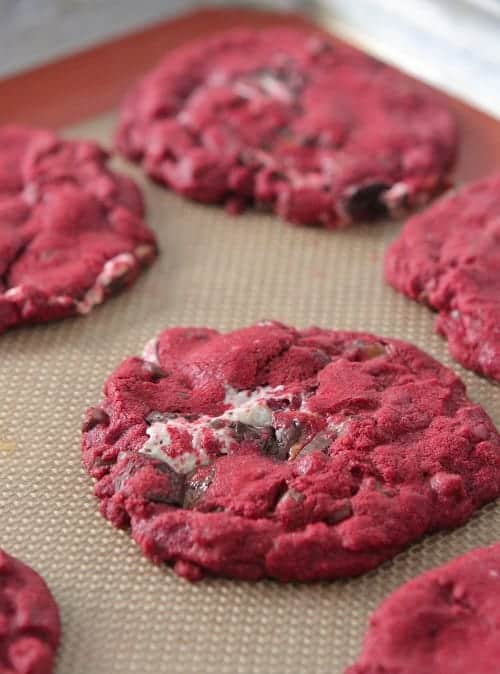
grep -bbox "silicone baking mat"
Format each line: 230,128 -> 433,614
1,106 -> 500,674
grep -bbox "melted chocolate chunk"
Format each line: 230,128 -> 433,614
115,455 -> 186,507
344,182 -> 389,221
268,421 -> 303,460
143,361 -> 168,381
146,411 -> 199,424
105,272 -> 130,295
230,421 -> 263,443
149,462 -> 186,506
183,467 -> 214,509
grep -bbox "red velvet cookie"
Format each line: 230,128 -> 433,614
82,322 -> 500,582
115,28 -> 457,228
0,550 -> 60,674
385,174 -> 500,382
347,543 -> 500,674
0,125 -> 157,334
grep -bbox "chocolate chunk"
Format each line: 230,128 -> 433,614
82,406 -> 110,432
143,361 -> 168,381
269,421 -> 303,460
146,411 -> 200,424
344,182 -> 389,221
105,273 -> 129,295
299,429 -> 334,456
115,455 -> 186,506
229,421 -> 281,458
183,467 -> 214,509
227,421 -> 293,460
146,411 -> 176,424
230,421 -> 262,442
149,463 -> 186,506
279,420 -> 302,448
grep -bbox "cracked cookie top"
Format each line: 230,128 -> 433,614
82,322 -> 500,581
0,549 -> 60,674
116,28 -> 457,228
0,125 -> 157,334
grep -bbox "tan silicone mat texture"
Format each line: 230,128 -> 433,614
1,112 -> 499,674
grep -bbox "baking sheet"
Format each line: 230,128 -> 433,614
1,112 -> 499,674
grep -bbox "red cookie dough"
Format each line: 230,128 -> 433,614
82,322 -> 500,582
347,542 -> 500,674
385,174 -> 500,382
115,28 -> 457,228
0,125 -> 157,334
0,550 -> 60,674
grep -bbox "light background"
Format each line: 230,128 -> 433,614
1,1 -> 499,117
